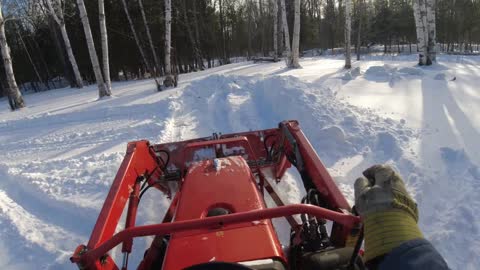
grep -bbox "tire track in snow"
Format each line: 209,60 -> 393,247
0,164 -> 102,236
0,189 -> 83,269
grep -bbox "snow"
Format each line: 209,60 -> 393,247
1,54 -> 480,269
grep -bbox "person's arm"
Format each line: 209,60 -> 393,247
354,165 -> 449,270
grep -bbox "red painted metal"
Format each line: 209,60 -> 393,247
71,204 -> 360,266
152,128 -> 280,176
71,120 -> 358,270
279,121 -> 353,246
86,141 -> 161,250
121,179 -> 141,254
280,121 -> 350,210
174,157 -> 262,221
162,157 -> 283,269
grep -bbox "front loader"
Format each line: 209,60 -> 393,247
71,120 -> 364,270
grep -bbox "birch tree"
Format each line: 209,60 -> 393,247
280,0 -> 291,56
288,0 -> 301,68
45,0 -> 83,88
98,0 -> 111,92
76,0 -> 110,97
356,0 -> 365,61
413,0 -> 436,65
345,0 -> 352,68
425,0 -> 436,63
273,0 -> 278,61
163,0 -> 175,87
0,3 -> 24,109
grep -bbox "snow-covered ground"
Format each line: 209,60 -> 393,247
1,54 -> 479,269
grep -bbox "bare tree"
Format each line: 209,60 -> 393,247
76,0 -> 110,97
356,0 -> 365,61
247,0 -> 254,58
191,1 -> 204,69
163,0 -> 175,87
0,3 -> 24,109
138,0 -> 162,75
288,0 -> 301,68
98,0 -> 111,92
218,0 -> 228,64
413,0 -> 428,65
182,0 -> 203,70
273,0 -> 278,61
120,0 -> 159,87
425,0 -> 436,63
16,25 -> 43,88
45,0 -> 83,88
345,0 -> 352,69
280,0 -> 291,56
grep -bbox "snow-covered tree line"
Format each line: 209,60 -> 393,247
1,0 -> 480,110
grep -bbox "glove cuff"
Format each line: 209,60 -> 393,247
363,209 -> 423,262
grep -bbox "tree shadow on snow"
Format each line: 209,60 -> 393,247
418,74 -> 480,269
419,76 -> 480,165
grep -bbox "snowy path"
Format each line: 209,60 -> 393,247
1,55 -> 479,269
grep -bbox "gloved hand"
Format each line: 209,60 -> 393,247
354,164 -> 423,262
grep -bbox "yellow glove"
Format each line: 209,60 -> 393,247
354,165 -> 423,262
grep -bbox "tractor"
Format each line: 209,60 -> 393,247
71,120 -> 364,270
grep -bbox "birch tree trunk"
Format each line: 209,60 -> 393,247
98,0 -> 111,92
288,0 -> 301,68
0,5 -> 24,109
280,0 -> 291,56
356,0 -> 364,61
76,0 -> 109,97
273,0 -> 278,60
419,0 -> 428,64
413,0 -> 428,65
344,0 -> 352,69
138,0 -> 162,76
426,0 -> 436,64
163,0 -> 175,87
46,0 -> 83,88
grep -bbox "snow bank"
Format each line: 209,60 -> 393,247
365,64 -> 424,83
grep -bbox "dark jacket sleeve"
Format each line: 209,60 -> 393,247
379,239 -> 450,270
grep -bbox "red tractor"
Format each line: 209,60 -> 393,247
71,120 -> 364,270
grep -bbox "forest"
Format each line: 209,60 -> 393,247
1,0 -> 480,109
